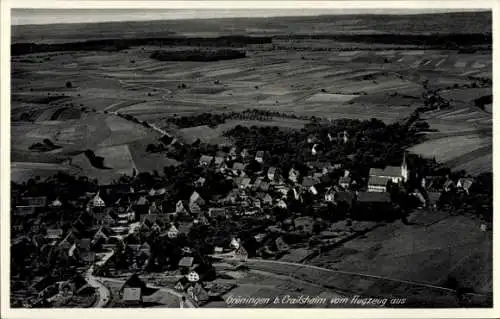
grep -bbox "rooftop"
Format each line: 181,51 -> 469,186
179,256 -> 194,268
357,192 -> 391,203
368,176 -> 390,187
370,166 -> 401,178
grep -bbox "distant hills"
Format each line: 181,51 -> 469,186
12,11 -> 492,44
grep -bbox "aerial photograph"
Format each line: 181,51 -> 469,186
9,7 -> 492,309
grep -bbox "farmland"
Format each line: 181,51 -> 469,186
10,12 -> 492,181
307,209 -> 493,300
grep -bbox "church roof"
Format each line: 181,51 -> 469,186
369,166 -> 401,178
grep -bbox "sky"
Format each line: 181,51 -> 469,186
11,8 -> 488,26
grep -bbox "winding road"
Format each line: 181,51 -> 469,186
85,249 -> 115,307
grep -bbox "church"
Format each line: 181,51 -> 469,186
367,153 -> 409,192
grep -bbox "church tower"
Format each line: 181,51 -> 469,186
401,152 -> 409,182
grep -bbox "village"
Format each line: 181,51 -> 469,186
10,115 -> 487,308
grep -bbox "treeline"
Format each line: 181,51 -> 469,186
164,109 -> 324,129
11,36 -> 271,56
275,33 -> 492,48
150,49 -> 246,62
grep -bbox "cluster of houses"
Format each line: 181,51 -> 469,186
11,132 -> 478,307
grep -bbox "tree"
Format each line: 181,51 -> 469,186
65,81 -> 72,88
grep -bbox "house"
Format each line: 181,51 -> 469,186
214,156 -> 225,166
208,207 -> 227,219
302,177 -> 320,195
189,191 -> 205,207
294,216 -> 314,234
339,130 -> 349,144
18,196 -> 47,207
311,144 -> 319,156
457,178 -> 473,194
253,177 -> 264,190
232,162 -> 247,175
444,179 -> 455,192
14,206 -> 36,216
234,245 -> 248,261
267,167 -> 277,181
50,198 -> 63,208
230,237 -> 241,250
140,242 -> 151,255
325,187 -> 336,203
240,148 -> 250,160
427,192 -> 441,208
88,192 -> 105,210
289,168 -> 300,183
275,237 -> 290,252
76,238 -> 91,252
120,273 -> 146,305
174,276 -> 190,291
229,147 -> 237,160
175,200 -> 188,214
235,177 -> 252,189
367,176 -> 390,192
194,177 -> 206,188
356,192 -> 392,214
338,176 -> 352,189
369,153 -> 409,183
166,224 -> 179,238
275,185 -> 290,197
255,151 -> 265,163
178,257 -> 195,273
276,199 -> 287,209
259,181 -> 270,192
334,191 -> 354,210
46,228 -> 64,240
262,193 -> 273,206
254,233 -> 267,243
189,203 -> 202,215
199,155 -> 214,166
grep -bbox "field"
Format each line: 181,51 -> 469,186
307,209 -> 492,296
10,12 -> 492,181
